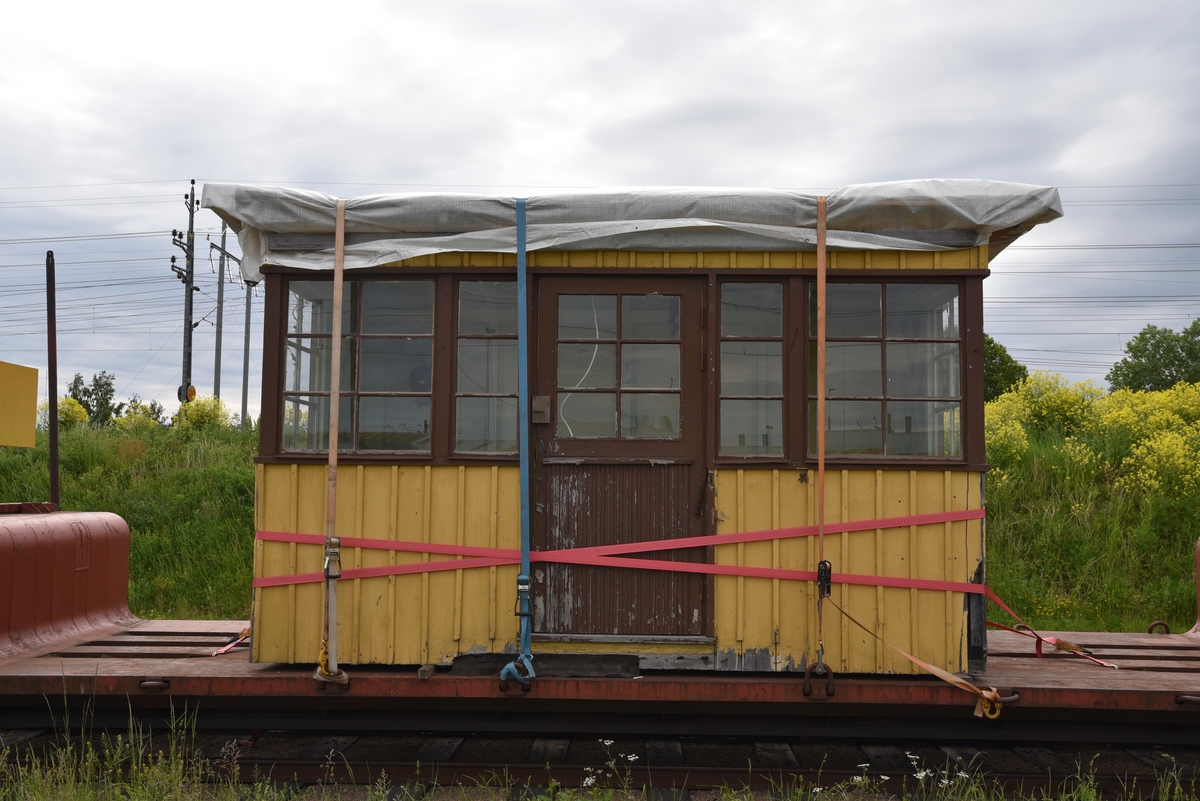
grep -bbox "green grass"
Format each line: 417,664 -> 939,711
0,426 -> 257,620
987,430 -> 1199,633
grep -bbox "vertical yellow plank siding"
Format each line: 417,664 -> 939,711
257,464 -> 976,671
713,468 -> 983,674
253,464 -> 521,664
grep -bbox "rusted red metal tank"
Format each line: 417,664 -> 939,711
0,509 -> 135,656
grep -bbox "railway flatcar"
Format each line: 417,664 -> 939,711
203,180 -> 1063,682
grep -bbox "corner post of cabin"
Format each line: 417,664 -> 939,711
500,197 -> 537,687
315,198 -> 348,685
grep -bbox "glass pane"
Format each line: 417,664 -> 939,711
809,342 -> 881,397
809,284 -> 881,338
558,295 -> 617,339
284,337 -> 354,393
887,284 -> 959,339
720,399 -> 783,455
621,393 -> 680,439
458,339 -> 518,394
721,342 -> 782,396
287,281 -> 357,335
282,394 -> 353,451
360,339 -> 431,393
887,342 -> 960,398
358,396 -> 431,451
808,400 -> 883,455
361,280 -> 433,335
622,294 -> 680,340
722,283 -> 783,338
558,343 -> 616,389
460,281 -> 517,335
888,401 -> 961,457
621,343 -> 680,389
456,397 -> 518,452
557,392 -> 616,438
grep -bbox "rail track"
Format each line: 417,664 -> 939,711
5,723 -> 1200,796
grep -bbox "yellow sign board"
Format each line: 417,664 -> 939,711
0,360 -> 38,448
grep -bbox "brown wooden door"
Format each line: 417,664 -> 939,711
532,276 -> 710,637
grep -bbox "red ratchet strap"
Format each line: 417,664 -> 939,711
253,506 -> 1112,671
253,507 -> 984,589
987,620 -> 1118,669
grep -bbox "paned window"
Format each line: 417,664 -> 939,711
807,283 -> 961,457
555,293 -> 682,440
719,283 -> 784,456
281,278 -> 519,454
456,281 -> 519,452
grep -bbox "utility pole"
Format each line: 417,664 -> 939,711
46,250 -> 59,508
171,179 -> 199,404
209,238 -> 255,430
213,222 -> 227,399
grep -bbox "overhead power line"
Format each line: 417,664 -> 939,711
0,231 -> 171,245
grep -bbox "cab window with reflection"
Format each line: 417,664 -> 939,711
808,283 -> 961,457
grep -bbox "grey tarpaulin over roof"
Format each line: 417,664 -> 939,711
202,180 -> 1062,283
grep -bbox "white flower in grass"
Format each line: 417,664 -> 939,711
857,763 -> 870,768
600,739 -> 614,746
914,770 -> 931,780
880,776 -> 890,780
626,755 -> 638,762
582,776 -> 596,788
850,776 -> 864,785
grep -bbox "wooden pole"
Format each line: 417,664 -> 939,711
317,199 -> 348,683
46,250 -> 59,509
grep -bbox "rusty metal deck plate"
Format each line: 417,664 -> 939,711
0,620 -> 1197,726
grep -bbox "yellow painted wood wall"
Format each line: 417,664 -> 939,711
253,464 -> 521,664
254,464 -> 983,673
713,468 -> 984,674
252,246 -> 988,670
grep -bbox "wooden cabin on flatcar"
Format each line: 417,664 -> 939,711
204,181 -> 1061,677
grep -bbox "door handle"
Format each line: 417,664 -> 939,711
531,395 -> 551,424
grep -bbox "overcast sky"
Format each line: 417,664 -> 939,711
2,1 -> 1198,420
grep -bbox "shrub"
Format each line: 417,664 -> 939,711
174,395 -> 232,430
36,397 -> 90,431
984,387 -> 1030,465
117,396 -> 166,433
1017,371 -> 1103,437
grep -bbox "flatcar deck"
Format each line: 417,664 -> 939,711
1,618 -> 1197,738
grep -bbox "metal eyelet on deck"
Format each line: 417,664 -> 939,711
1148,620 -> 1170,635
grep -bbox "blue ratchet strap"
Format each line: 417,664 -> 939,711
501,198 -> 536,688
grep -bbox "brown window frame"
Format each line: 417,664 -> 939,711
714,278 -> 790,462
453,279 -> 521,455
258,266 -> 985,470
267,272 -> 522,464
802,276 -> 969,462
